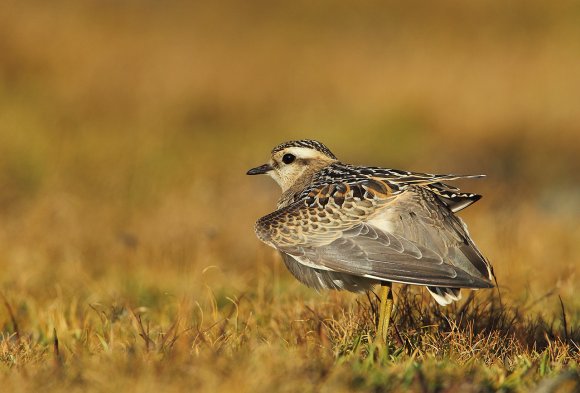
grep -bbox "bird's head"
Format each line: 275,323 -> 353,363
247,139 -> 338,192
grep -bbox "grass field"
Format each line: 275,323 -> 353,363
0,1 -> 579,391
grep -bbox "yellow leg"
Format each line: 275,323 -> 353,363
377,282 -> 393,344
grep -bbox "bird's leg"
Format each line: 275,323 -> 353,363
377,282 -> 394,344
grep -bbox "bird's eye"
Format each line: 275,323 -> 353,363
282,153 -> 296,164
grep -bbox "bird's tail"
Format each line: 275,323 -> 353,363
427,286 -> 462,306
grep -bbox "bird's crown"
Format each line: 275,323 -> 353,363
271,139 -> 337,160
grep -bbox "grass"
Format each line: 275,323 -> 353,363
0,282 -> 577,392
0,0 -> 579,391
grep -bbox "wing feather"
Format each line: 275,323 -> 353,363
255,172 -> 493,289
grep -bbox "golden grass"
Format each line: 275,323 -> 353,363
0,0 -> 579,391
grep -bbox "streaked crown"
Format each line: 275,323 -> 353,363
271,140 -> 337,160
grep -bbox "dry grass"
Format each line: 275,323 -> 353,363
0,283 -> 577,392
0,0 -> 579,392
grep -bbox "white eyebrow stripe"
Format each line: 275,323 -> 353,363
283,147 -> 329,160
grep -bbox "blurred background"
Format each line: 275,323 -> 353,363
0,0 -> 578,316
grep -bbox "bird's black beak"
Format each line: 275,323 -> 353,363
246,163 -> 273,175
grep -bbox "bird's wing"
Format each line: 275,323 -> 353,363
256,175 -> 493,288
362,168 -> 485,212
308,165 -> 485,212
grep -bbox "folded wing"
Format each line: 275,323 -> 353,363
255,174 -> 493,289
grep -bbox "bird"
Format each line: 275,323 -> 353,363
247,139 -> 494,343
